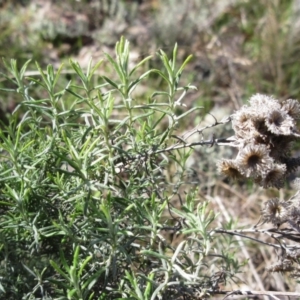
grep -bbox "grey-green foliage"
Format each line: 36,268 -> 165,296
0,38 -> 242,299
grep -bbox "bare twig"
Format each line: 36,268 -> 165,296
219,289 -> 300,299
180,114 -> 232,141
114,132 -> 237,173
215,229 -> 282,249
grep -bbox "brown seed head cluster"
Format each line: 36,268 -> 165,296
262,190 -> 300,275
261,187 -> 300,231
217,94 -> 300,188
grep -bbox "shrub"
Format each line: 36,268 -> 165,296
0,37 -> 236,299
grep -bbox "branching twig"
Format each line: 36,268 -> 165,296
180,113 -> 232,141
219,289 -> 300,299
114,134 -> 236,173
215,227 -> 300,249
215,229 -> 282,249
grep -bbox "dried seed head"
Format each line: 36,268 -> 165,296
232,109 -> 254,138
217,159 -> 244,180
252,117 -> 269,136
256,163 -> 286,189
281,99 -> 300,120
252,133 -> 271,145
280,157 -> 300,174
249,94 -> 281,112
269,136 -> 294,159
261,198 -> 289,225
237,144 -> 273,178
287,189 -> 300,209
265,109 -> 296,135
290,178 -> 300,191
219,93 -> 300,189
287,207 -> 300,232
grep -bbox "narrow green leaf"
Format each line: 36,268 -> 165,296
19,59 -> 32,79
35,62 -> 52,92
72,245 -> 80,269
25,77 -> 47,89
88,59 -> 103,81
141,250 -> 168,261
65,88 -> 85,99
132,111 -> 153,121
150,69 -> 171,85
105,53 -> 124,82
78,255 -> 92,278
175,106 -> 203,120
50,260 -> 70,281
69,59 -> 87,81
102,76 -> 119,90
53,63 -> 65,87
159,50 -> 173,78
172,43 -> 178,70
129,55 -> 152,76
0,87 -> 16,92
176,54 -> 193,78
